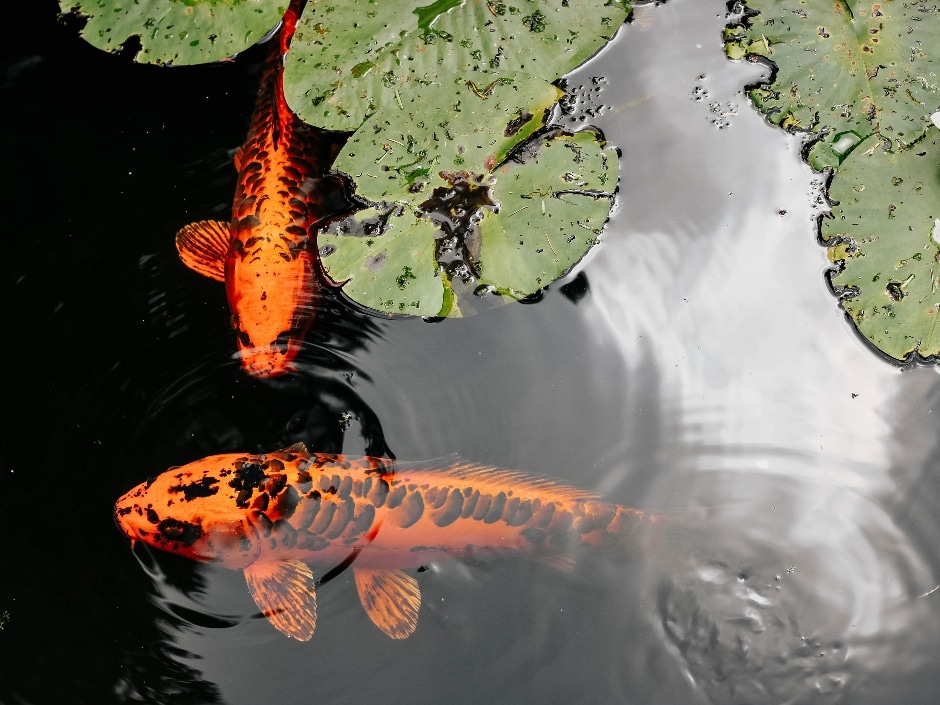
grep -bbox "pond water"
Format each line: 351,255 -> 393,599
4,1 -> 940,704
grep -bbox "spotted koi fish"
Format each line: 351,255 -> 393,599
115,443 -> 669,641
175,0 -> 349,378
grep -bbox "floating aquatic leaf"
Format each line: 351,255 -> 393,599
336,75 -> 563,201
478,129 -> 616,296
58,0 -> 286,65
724,0 -> 940,167
822,132 -> 940,361
319,79 -> 617,317
285,0 -> 630,131
319,206 -> 445,316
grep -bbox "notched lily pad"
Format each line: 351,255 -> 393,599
320,205 -> 444,315
724,0 -> 940,160
285,0 -> 630,131
320,77 -> 617,317
822,132 -> 940,361
479,128 -> 617,296
58,0 -> 286,65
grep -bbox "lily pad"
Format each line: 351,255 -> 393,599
284,0 -> 630,131
822,132 -> 940,361
335,75 -> 563,201
478,129 -> 615,295
58,0 -> 286,65
318,206 -> 445,315
319,78 -> 617,317
724,0 -> 940,166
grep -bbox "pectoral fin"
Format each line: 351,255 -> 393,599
244,560 -> 318,641
353,568 -> 421,639
176,220 -> 231,282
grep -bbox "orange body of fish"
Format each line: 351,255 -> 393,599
115,443 -> 666,640
176,1 -> 349,378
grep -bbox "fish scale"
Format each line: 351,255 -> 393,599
115,443 -> 664,641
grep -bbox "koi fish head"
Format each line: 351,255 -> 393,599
227,245 -> 319,378
114,454 -> 265,570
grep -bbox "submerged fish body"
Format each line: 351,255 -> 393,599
115,444 -> 662,640
176,1 -> 349,378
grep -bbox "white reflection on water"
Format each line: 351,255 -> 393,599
572,0 -> 940,702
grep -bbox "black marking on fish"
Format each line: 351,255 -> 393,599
169,476 -> 220,501
520,526 -> 547,547
296,531 -> 329,551
472,493 -> 493,521
505,498 -> 534,527
230,462 -> 267,507
323,496 -> 354,540
431,489 -> 464,527
271,484 -> 300,520
157,518 -> 202,547
395,491 -> 424,528
532,502 -> 555,528
294,492 -> 321,530
461,489 -> 480,518
274,519 -> 297,549
386,484 -> 407,509
368,478 -> 390,507
349,503 -> 376,537
254,512 -> 274,538
483,492 -> 507,524
309,501 -> 336,534
265,473 -> 288,497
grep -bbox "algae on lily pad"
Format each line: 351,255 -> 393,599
59,0 -> 286,65
724,0 -> 940,168
822,132 -> 940,361
284,0 -> 630,131
319,79 -> 618,317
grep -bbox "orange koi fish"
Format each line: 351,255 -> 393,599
115,443 -> 667,641
176,0 -> 349,378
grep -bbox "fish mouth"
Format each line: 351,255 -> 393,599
239,345 -> 297,378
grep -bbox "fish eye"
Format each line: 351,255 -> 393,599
236,330 -> 251,347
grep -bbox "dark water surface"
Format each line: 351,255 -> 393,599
4,1 -> 940,704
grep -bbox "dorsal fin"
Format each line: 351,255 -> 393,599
391,459 -> 602,504
353,568 -> 421,639
276,442 -> 309,454
244,559 -> 317,641
176,220 -> 231,282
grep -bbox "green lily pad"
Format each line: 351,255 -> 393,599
319,78 -> 617,317
335,75 -> 563,201
822,131 -> 940,361
478,129 -> 615,295
58,0 -> 286,65
724,0 -> 940,164
284,0 -> 630,131
319,205 -> 444,315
